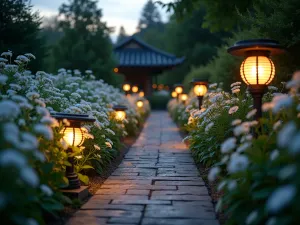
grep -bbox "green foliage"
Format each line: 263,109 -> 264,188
51,0 -> 119,85
169,72 -> 300,225
0,52 -> 150,224
148,91 -> 171,110
0,0 -> 47,71
116,26 -> 128,44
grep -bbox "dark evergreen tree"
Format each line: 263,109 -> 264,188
52,0 -> 118,85
116,26 -> 128,44
0,0 -> 46,71
137,0 -> 163,31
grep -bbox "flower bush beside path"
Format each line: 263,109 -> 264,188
0,52 -> 150,225
168,73 -> 300,225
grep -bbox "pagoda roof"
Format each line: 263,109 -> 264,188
114,36 -> 185,68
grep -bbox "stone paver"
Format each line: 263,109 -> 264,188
66,111 -> 219,225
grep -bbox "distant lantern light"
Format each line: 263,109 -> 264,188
228,39 -> 285,120
191,79 -> 208,109
174,84 -> 184,102
113,105 -> 127,121
132,85 -> 139,93
113,67 -> 119,73
139,91 -> 145,97
51,113 -> 95,190
136,100 -> 144,108
175,86 -> 183,94
171,91 -> 177,98
180,93 -> 188,105
122,83 -> 131,96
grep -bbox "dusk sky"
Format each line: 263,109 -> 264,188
31,0 -> 170,41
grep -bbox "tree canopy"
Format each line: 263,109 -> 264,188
0,0 -> 46,71
51,0 -> 119,85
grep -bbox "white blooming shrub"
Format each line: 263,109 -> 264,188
0,52 -> 149,225
168,73 -> 300,224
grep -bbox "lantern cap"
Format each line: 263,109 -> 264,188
227,39 -> 285,56
190,78 -> 208,85
51,113 -> 96,123
113,105 -> 127,111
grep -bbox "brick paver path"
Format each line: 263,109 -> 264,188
67,111 -> 219,225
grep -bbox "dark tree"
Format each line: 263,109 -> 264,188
116,26 -> 128,44
0,0 -> 46,71
137,0 -> 163,31
52,0 -> 118,85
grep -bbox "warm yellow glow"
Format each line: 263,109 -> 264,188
113,68 -> 119,73
132,86 -> 139,93
63,127 -> 84,147
175,86 -> 183,94
136,100 -> 144,108
181,94 -> 188,101
115,111 -> 126,121
139,91 -> 144,97
171,91 -> 177,98
193,84 -> 208,97
240,56 -> 275,85
123,84 -> 131,92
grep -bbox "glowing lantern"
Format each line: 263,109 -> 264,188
123,83 -> 131,96
113,68 -> 119,73
136,100 -> 144,108
132,85 -> 139,93
191,79 -> 208,109
51,113 -> 95,190
228,39 -> 285,120
180,93 -> 188,105
113,105 -> 127,121
171,91 -> 177,98
174,84 -> 184,94
139,91 -> 145,97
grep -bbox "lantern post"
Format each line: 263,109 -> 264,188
191,79 -> 208,110
51,113 -> 95,190
228,39 -> 285,120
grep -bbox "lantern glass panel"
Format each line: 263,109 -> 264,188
63,127 -> 84,147
181,94 -> 188,101
171,91 -> 177,98
175,86 -> 183,94
123,84 -> 131,92
132,86 -> 139,93
139,91 -> 144,97
137,100 -> 144,108
193,84 -> 207,96
115,111 -> 126,121
240,56 -> 275,85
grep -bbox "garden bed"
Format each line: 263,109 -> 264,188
47,124 -> 144,225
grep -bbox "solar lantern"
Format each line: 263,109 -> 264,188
228,39 -> 285,120
113,105 -> 127,121
136,99 -> 144,108
174,84 -> 184,102
171,91 -> 177,98
132,85 -> 139,93
139,90 -> 145,97
191,79 -> 208,109
122,83 -> 131,96
51,113 -> 95,190
180,93 -> 188,105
